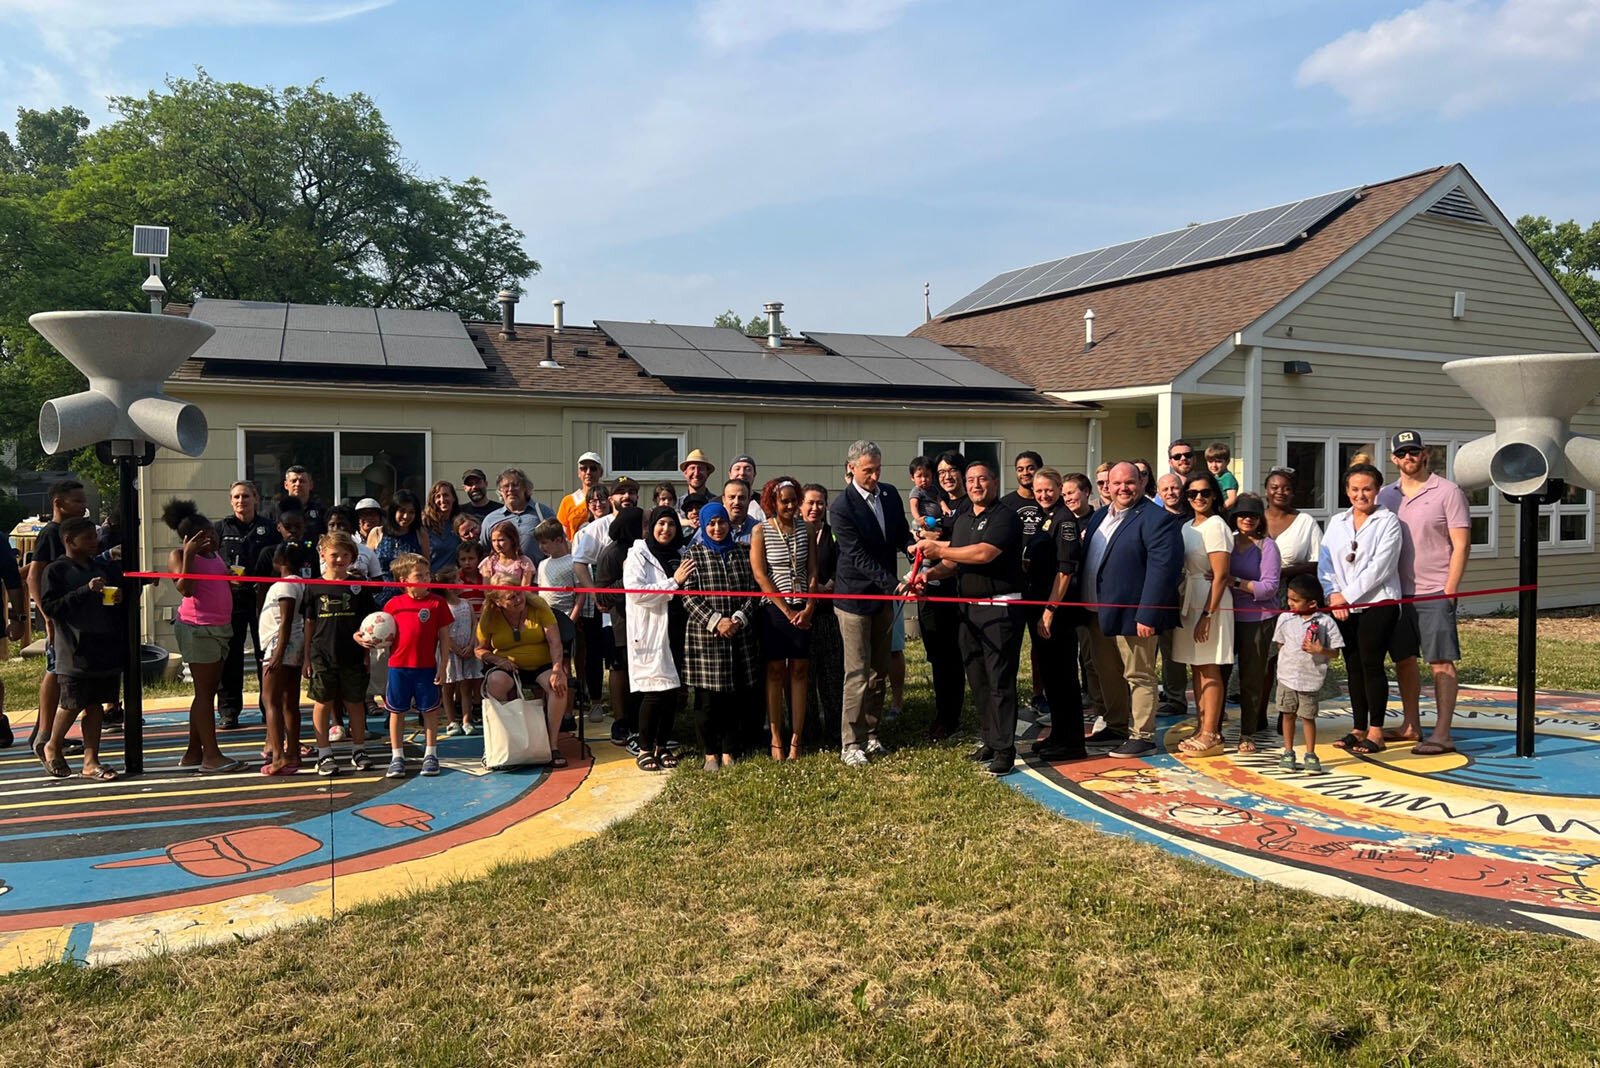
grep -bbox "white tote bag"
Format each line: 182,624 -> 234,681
481,678 -> 551,769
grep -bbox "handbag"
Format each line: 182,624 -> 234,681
481,675 -> 551,769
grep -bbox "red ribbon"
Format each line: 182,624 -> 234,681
127,569 -> 1536,614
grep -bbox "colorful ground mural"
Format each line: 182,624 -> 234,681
1015,686 -> 1600,938
0,699 -> 663,973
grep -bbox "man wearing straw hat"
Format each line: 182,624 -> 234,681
679,449 -> 715,502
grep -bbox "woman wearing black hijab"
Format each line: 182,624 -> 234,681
623,506 -> 695,770
595,506 -> 644,743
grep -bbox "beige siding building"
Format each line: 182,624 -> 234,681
917,163 -> 1600,613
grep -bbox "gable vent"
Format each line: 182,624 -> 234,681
1426,188 -> 1490,226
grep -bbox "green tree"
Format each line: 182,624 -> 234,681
1516,214 -> 1600,330
712,308 -> 790,337
0,71 -> 537,486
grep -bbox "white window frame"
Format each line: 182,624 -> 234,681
1381,435 -> 1500,559
1275,426 -> 1385,523
603,426 -> 688,482
1519,483 -> 1595,556
919,438 -> 1006,468
235,425 -> 435,501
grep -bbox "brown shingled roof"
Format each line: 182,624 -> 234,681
912,166 -> 1451,392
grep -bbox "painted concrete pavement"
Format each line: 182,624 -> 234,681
0,699 -> 663,972
1013,686 -> 1600,938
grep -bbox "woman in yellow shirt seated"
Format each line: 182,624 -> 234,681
475,573 -> 569,767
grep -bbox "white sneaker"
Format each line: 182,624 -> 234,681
841,748 -> 870,767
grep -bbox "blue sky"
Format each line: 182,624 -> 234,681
2,0 -> 1597,333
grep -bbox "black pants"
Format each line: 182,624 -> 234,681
638,688 -> 680,752
1037,610 -> 1086,756
920,596 -> 966,734
219,606 -> 261,718
1337,604 -> 1405,733
579,614 -> 607,703
959,602 -> 1024,756
695,687 -> 747,756
806,604 -> 843,744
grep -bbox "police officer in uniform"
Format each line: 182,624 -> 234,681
918,459 -> 1026,775
1030,468 -> 1088,761
214,480 -> 282,728
271,465 -> 327,540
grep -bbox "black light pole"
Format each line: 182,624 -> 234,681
118,453 -> 144,774
1510,480 -> 1564,760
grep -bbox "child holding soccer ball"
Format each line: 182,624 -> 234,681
302,531 -> 377,777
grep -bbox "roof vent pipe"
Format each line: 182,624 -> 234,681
539,334 -> 562,370
552,298 -> 565,334
497,289 -> 517,340
1084,307 -> 1096,349
764,301 -> 784,349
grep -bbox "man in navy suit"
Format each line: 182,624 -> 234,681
1079,461 -> 1183,757
828,440 -> 911,766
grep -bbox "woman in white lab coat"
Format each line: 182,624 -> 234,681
623,505 -> 694,771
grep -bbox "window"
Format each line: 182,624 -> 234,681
1538,483 -> 1592,552
1384,437 -> 1498,557
1276,429 -> 1382,520
240,428 -> 431,507
605,428 -> 686,481
920,438 -> 1003,474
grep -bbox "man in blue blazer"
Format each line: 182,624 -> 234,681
828,440 -> 911,766
1079,461 -> 1183,756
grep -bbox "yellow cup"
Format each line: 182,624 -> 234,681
230,565 -> 246,577
101,586 -> 119,606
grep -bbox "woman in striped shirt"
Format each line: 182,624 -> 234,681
751,477 -> 819,761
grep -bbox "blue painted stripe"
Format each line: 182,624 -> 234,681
61,921 -> 93,965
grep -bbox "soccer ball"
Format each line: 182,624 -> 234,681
359,611 -> 397,648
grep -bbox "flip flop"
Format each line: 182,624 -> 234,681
1348,738 -> 1385,755
41,754 -> 72,778
1381,728 -> 1421,743
1331,733 -> 1362,750
1411,740 -> 1457,756
197,759 -> 247,774
80,765 -> 119,782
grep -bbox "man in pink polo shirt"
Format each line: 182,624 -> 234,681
1378,429 -> 1471,754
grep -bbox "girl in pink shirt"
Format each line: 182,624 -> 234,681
484,519 -> 536,588
164,499 -> 244,773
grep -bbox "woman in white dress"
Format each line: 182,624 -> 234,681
1174,471 -> 1235,757
1263,467 -> 1322,587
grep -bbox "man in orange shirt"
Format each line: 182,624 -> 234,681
557,452 -> 606,538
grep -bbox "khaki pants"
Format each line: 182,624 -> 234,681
1158,629 -> 1188,710
838,605 -> 892,753
1087,617 -> 1159,741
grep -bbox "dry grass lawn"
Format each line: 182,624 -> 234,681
3,625 -> 1600,1065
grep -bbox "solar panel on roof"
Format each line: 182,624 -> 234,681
847,358 -> 957,387
777,353 -> 886,384
282,329 -> 385,366
288,303 -> 377,332
623,346 -> 728,379
381,335 -> 485,370
191,325 -> 284,362
871,336 -> 967,361
668,324 -> 763,351
701,351 -> 812,383
191,299 -> 288,330
939,185 -> 1360,317
594,321 -> 694,349
377,307 -> 475,339
803,332 -> 904,359
803,332 -> 1029,390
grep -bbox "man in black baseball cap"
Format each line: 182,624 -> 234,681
459,468 -> 498,519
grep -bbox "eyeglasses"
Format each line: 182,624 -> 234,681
1186,489 -> 1213,499
1170,451 -> 1195,461
1346,539 -> 1359,563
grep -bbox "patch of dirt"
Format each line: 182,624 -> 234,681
1463,607 -> 1600,642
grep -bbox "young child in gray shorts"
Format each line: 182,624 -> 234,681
1272,574 -> 1344,773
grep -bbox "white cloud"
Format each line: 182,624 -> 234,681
1298,0 -> 1600,117
694,0 -> 922,51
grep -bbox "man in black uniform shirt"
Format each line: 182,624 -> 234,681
270,465 -> 327,540
214,480 -> 282,728
919,459 -> 1026,775
1031,468 -> 1089,761
1000,451 -> 1049,714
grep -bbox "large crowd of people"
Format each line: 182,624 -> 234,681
8,427 -> 1474,781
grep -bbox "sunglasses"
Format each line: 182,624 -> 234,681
1346,539 -> 1359,563
1395,447 -> 1424,458
1170,451 -> 1195,461
1186,488 -> 1213,499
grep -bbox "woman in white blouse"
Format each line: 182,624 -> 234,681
1174,471 -> 1234,757
1263,467 -> 1322,584
1317,463 -> 1408,755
